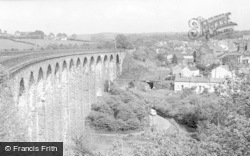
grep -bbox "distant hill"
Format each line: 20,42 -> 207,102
77,32 -> 187,42
77,33 -> 119,41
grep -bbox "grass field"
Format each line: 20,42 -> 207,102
0,39 -> 35,50
15,39 -> 92,47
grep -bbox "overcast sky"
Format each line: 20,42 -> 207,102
0,0 -> 248,35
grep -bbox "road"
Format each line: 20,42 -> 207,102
150,114 -> 171,131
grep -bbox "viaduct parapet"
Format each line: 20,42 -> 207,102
3,50 -> 126,143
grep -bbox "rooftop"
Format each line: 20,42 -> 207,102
188,66 -> 199,71
174,53 -> 184,59
175,77 -> 223,83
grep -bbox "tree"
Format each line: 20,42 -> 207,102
222,55 -> 240,71
29,30 -> 45,39
34,30 -> 44,36
71,34 -> 77,39
156,53 -> 166,62
193,51 -> 197,63
103,41 -> 114,49
57,33 -> 62,37
172,54 -> 178,64
115,34 -> 133,49
48,33 -> 55,38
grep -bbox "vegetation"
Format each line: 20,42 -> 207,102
0,39 -> 35,51
87,85 -> 149,132
171,54 -> 178,64
106,73 -> 250,156
196,63 -> 220,77
115,34 -> 133,49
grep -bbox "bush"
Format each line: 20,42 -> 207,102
126,118 -> 140,130
180,88 -> 194,99
154,81 -> 170,89
128,81 -> 135,88
87,84 -> 148,132
152,92 -> 220,129
116,106 -> 137,121
104,80 -> 110,92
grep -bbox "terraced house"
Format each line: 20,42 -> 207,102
174,77 -> 222,93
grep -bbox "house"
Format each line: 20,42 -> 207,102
166,51 -> 175,62
166,53 -> 173,62
171,64 -> 184,76
181,66 -> 199,77
240,54 -> 250,64
14,31 -> 21,37
0,31 -> 13,38
14,31 -> 34,38
243,35 -> 250,40
156,48 -> 166,54
183,54 -> 194,65
211,65 -> 232,79
47,33 -> 55,40
56,33 -> 67,41
174,77 -> 223,93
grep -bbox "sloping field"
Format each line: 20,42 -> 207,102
0,39 -> 35,50
15,39 -> 92,47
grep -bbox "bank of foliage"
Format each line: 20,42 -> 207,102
103,74 -> 250,156
151,89 -> 220,129
136,74 -> 250,156
87,85 -> 149,132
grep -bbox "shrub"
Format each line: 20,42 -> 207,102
87,84 -> 148,132
152,92 -> 220,129
180,88 -> 194,99
128,81 -> 135,88
116,105 -> 136,121
104,80 -> 110,92
126,118 -> 140,130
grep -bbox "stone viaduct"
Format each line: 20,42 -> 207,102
4,50 -> 126,142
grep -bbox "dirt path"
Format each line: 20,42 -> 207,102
150,114 -> 172,131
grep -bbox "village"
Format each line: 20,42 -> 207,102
0,28 -> 76,40
154,35 -> 250,94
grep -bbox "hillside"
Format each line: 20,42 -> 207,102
77,32 -> 118,41
0,39 -> 35,51
120,51 -> 171,81
15,39 -> 93,47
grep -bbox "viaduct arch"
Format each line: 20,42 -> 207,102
6,50 -> 125,142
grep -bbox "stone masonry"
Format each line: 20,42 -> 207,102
8,51 -> 125,143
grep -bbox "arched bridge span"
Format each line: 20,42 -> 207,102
4,50 -> 126,142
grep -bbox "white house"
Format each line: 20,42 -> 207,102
211,65 -> 232,79
174,77 -> 222,93
166,54 -> 173,62
14,31 -> 21,37
183,54 -> 194,65
181,66 -> 200,77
